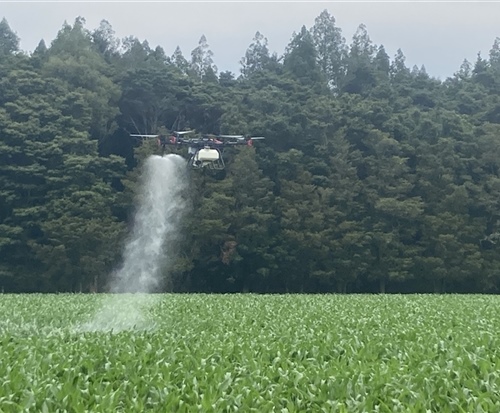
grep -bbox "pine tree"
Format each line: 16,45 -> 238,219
310,10 -> 347,90
0,18 -> 20,55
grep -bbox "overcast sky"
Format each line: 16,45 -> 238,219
2,1 -> 500,80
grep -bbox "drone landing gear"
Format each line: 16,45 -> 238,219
189,158 -> 225,170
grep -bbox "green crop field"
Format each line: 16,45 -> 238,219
0,294 -> 499,412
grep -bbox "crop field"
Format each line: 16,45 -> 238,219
0,294 -> 499,412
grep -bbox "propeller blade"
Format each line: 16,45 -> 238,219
249,136 -> 265,140
175,130 -> 195,135
130,134 -> 159,138
218,135 -> 245,139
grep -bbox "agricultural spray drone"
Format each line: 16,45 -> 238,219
130,130 -> 265,170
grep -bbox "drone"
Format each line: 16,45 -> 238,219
130,130 -> 265,170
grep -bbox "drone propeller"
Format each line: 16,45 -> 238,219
175,130 -> 195,136
130,130 -> 194,137
217,135 -> 265,141
130,134 -> 160,138
218,134 -> 245,139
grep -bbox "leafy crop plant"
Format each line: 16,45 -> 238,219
0,294 -> 499,412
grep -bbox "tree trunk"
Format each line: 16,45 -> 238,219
379,278 -> 386,294
91,274 -> 98,293
337,280 -> 347,293
433,278 -> 444,293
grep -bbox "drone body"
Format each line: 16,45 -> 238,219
130,131 -> 264,170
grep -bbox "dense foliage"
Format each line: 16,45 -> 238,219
2,13 -> 500,292
1,294 -> 500,411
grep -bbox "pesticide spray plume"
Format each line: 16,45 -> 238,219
111,154 -> 188,293
81,154 -> 189,332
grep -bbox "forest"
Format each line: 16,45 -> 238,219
2,12 -> 500,294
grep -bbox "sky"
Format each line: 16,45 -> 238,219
2,1 -> 500,80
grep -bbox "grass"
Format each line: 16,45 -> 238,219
0,294 -> 499,412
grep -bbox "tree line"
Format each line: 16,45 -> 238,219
2,12 -> 500,293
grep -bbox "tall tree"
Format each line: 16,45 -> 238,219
310,10 -> 347,90
118,65 -> 188,135
222,147 -> 275,291
171,46 -> 190,75
240,31 -> 272,77
190,35 -> 217,81
91,19 -> 120,61
43,17 -> 121,143
284,25 -> 324,87
342,24 -> 377,94
0,18 -> 19,55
